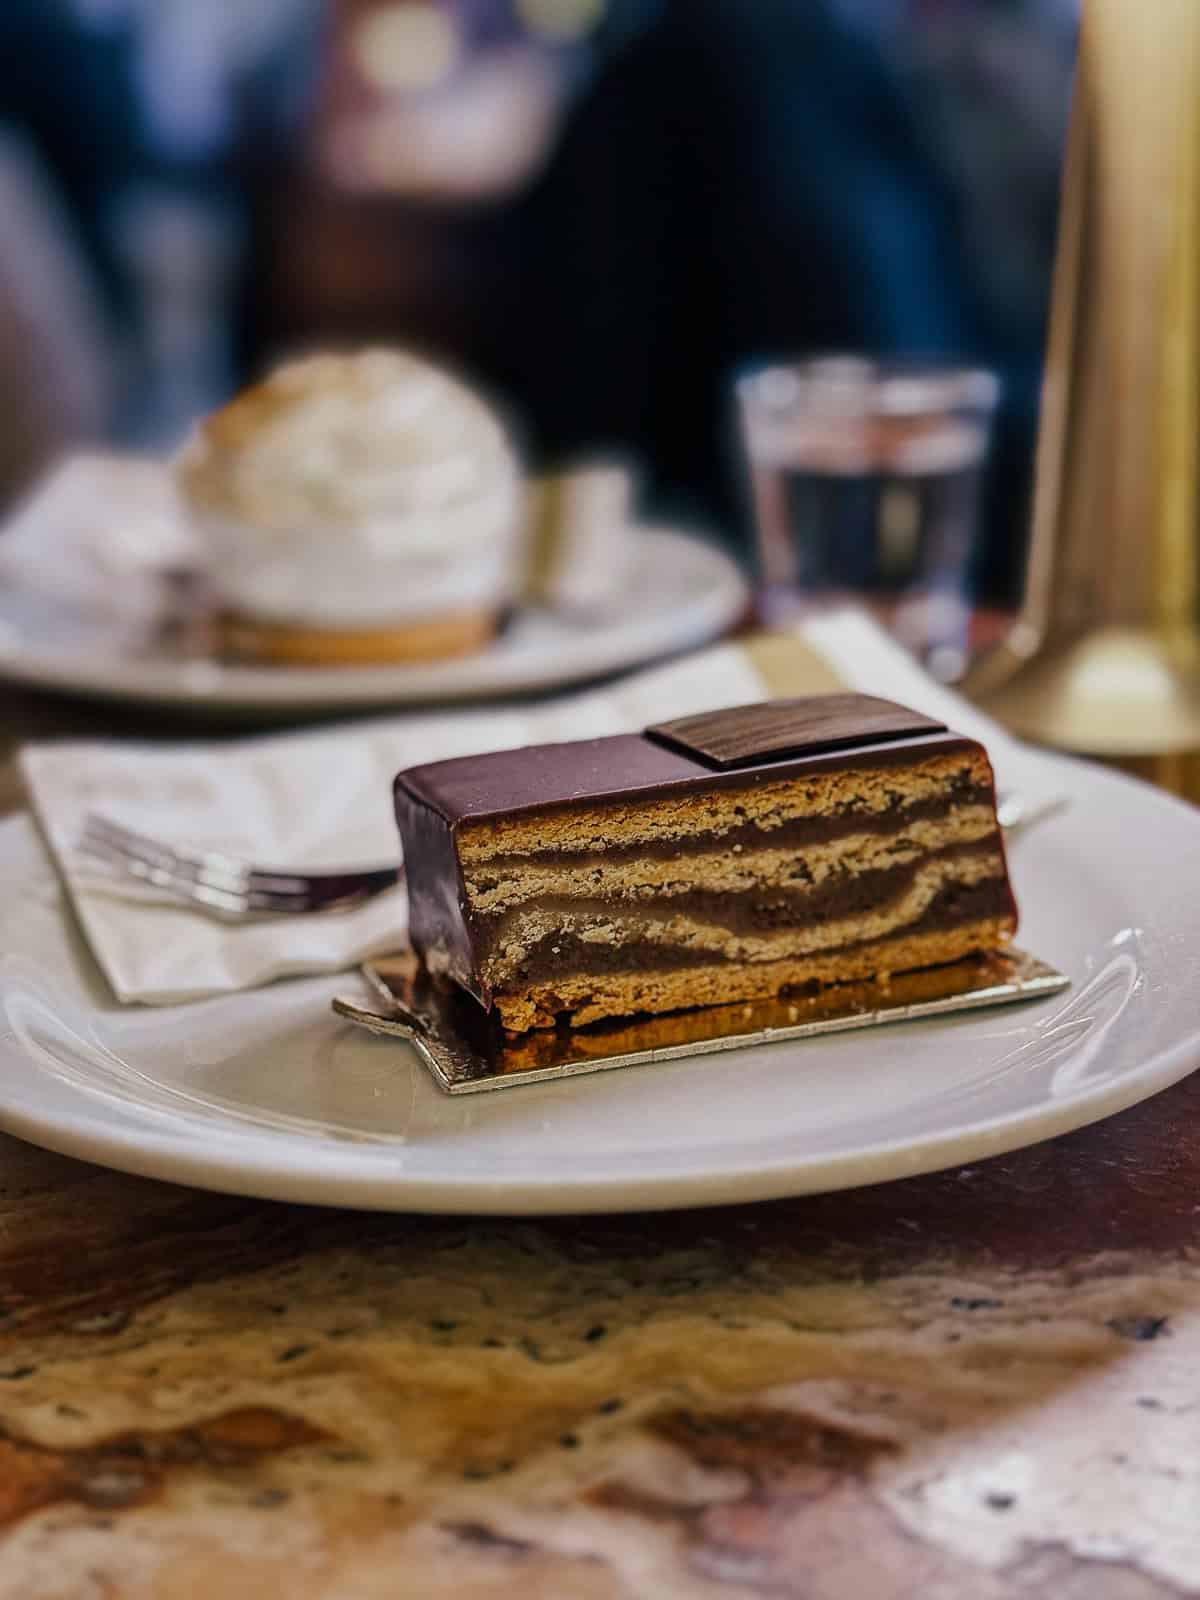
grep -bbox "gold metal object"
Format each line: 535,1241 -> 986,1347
964,0 -> 1200,754
332,949 -> 1070,1095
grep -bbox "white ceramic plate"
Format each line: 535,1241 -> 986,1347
1,750 -> 1197,1213
0,525 -> 747,715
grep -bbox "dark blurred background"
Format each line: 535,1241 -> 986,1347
0,0 -> 1076,603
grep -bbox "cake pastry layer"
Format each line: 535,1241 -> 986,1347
218,606 -> 496,665
393,694 -> 1018,1033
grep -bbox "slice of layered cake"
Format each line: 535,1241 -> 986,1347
393,695 -> 1018,1034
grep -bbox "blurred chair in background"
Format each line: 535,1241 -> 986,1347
248,0 -> 652,380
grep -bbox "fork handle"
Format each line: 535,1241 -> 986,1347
275,865 -> 403,911
251,864 -> 402,893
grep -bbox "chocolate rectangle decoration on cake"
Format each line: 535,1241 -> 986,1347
393,694 -> 1018,1035
646,695 -> 945,768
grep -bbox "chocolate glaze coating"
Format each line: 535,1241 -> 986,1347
397,703 -> 970,829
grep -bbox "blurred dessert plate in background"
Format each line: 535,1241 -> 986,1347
0,422 -> 747,714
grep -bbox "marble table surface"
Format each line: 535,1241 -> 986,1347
0,684 -> 1197,1600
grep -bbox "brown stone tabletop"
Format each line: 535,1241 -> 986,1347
0,682 -> 1198,1600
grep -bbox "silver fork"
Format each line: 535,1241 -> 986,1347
76,812 -> 402,917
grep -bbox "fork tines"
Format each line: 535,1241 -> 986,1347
76,812 -> 398,917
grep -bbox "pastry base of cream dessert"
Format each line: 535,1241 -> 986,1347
218,606 -> 498,666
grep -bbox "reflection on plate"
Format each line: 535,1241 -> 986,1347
0,525 -> 748,714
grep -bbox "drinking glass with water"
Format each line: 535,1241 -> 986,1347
738,357 -> 999,681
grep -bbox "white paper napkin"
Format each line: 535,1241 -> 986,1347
20,613 -> 1048,1006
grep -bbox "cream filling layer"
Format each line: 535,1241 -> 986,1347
464,807 -> 997,917
483,850 -> 1006,982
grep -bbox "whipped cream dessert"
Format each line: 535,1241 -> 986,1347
179,349 -> 522,633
